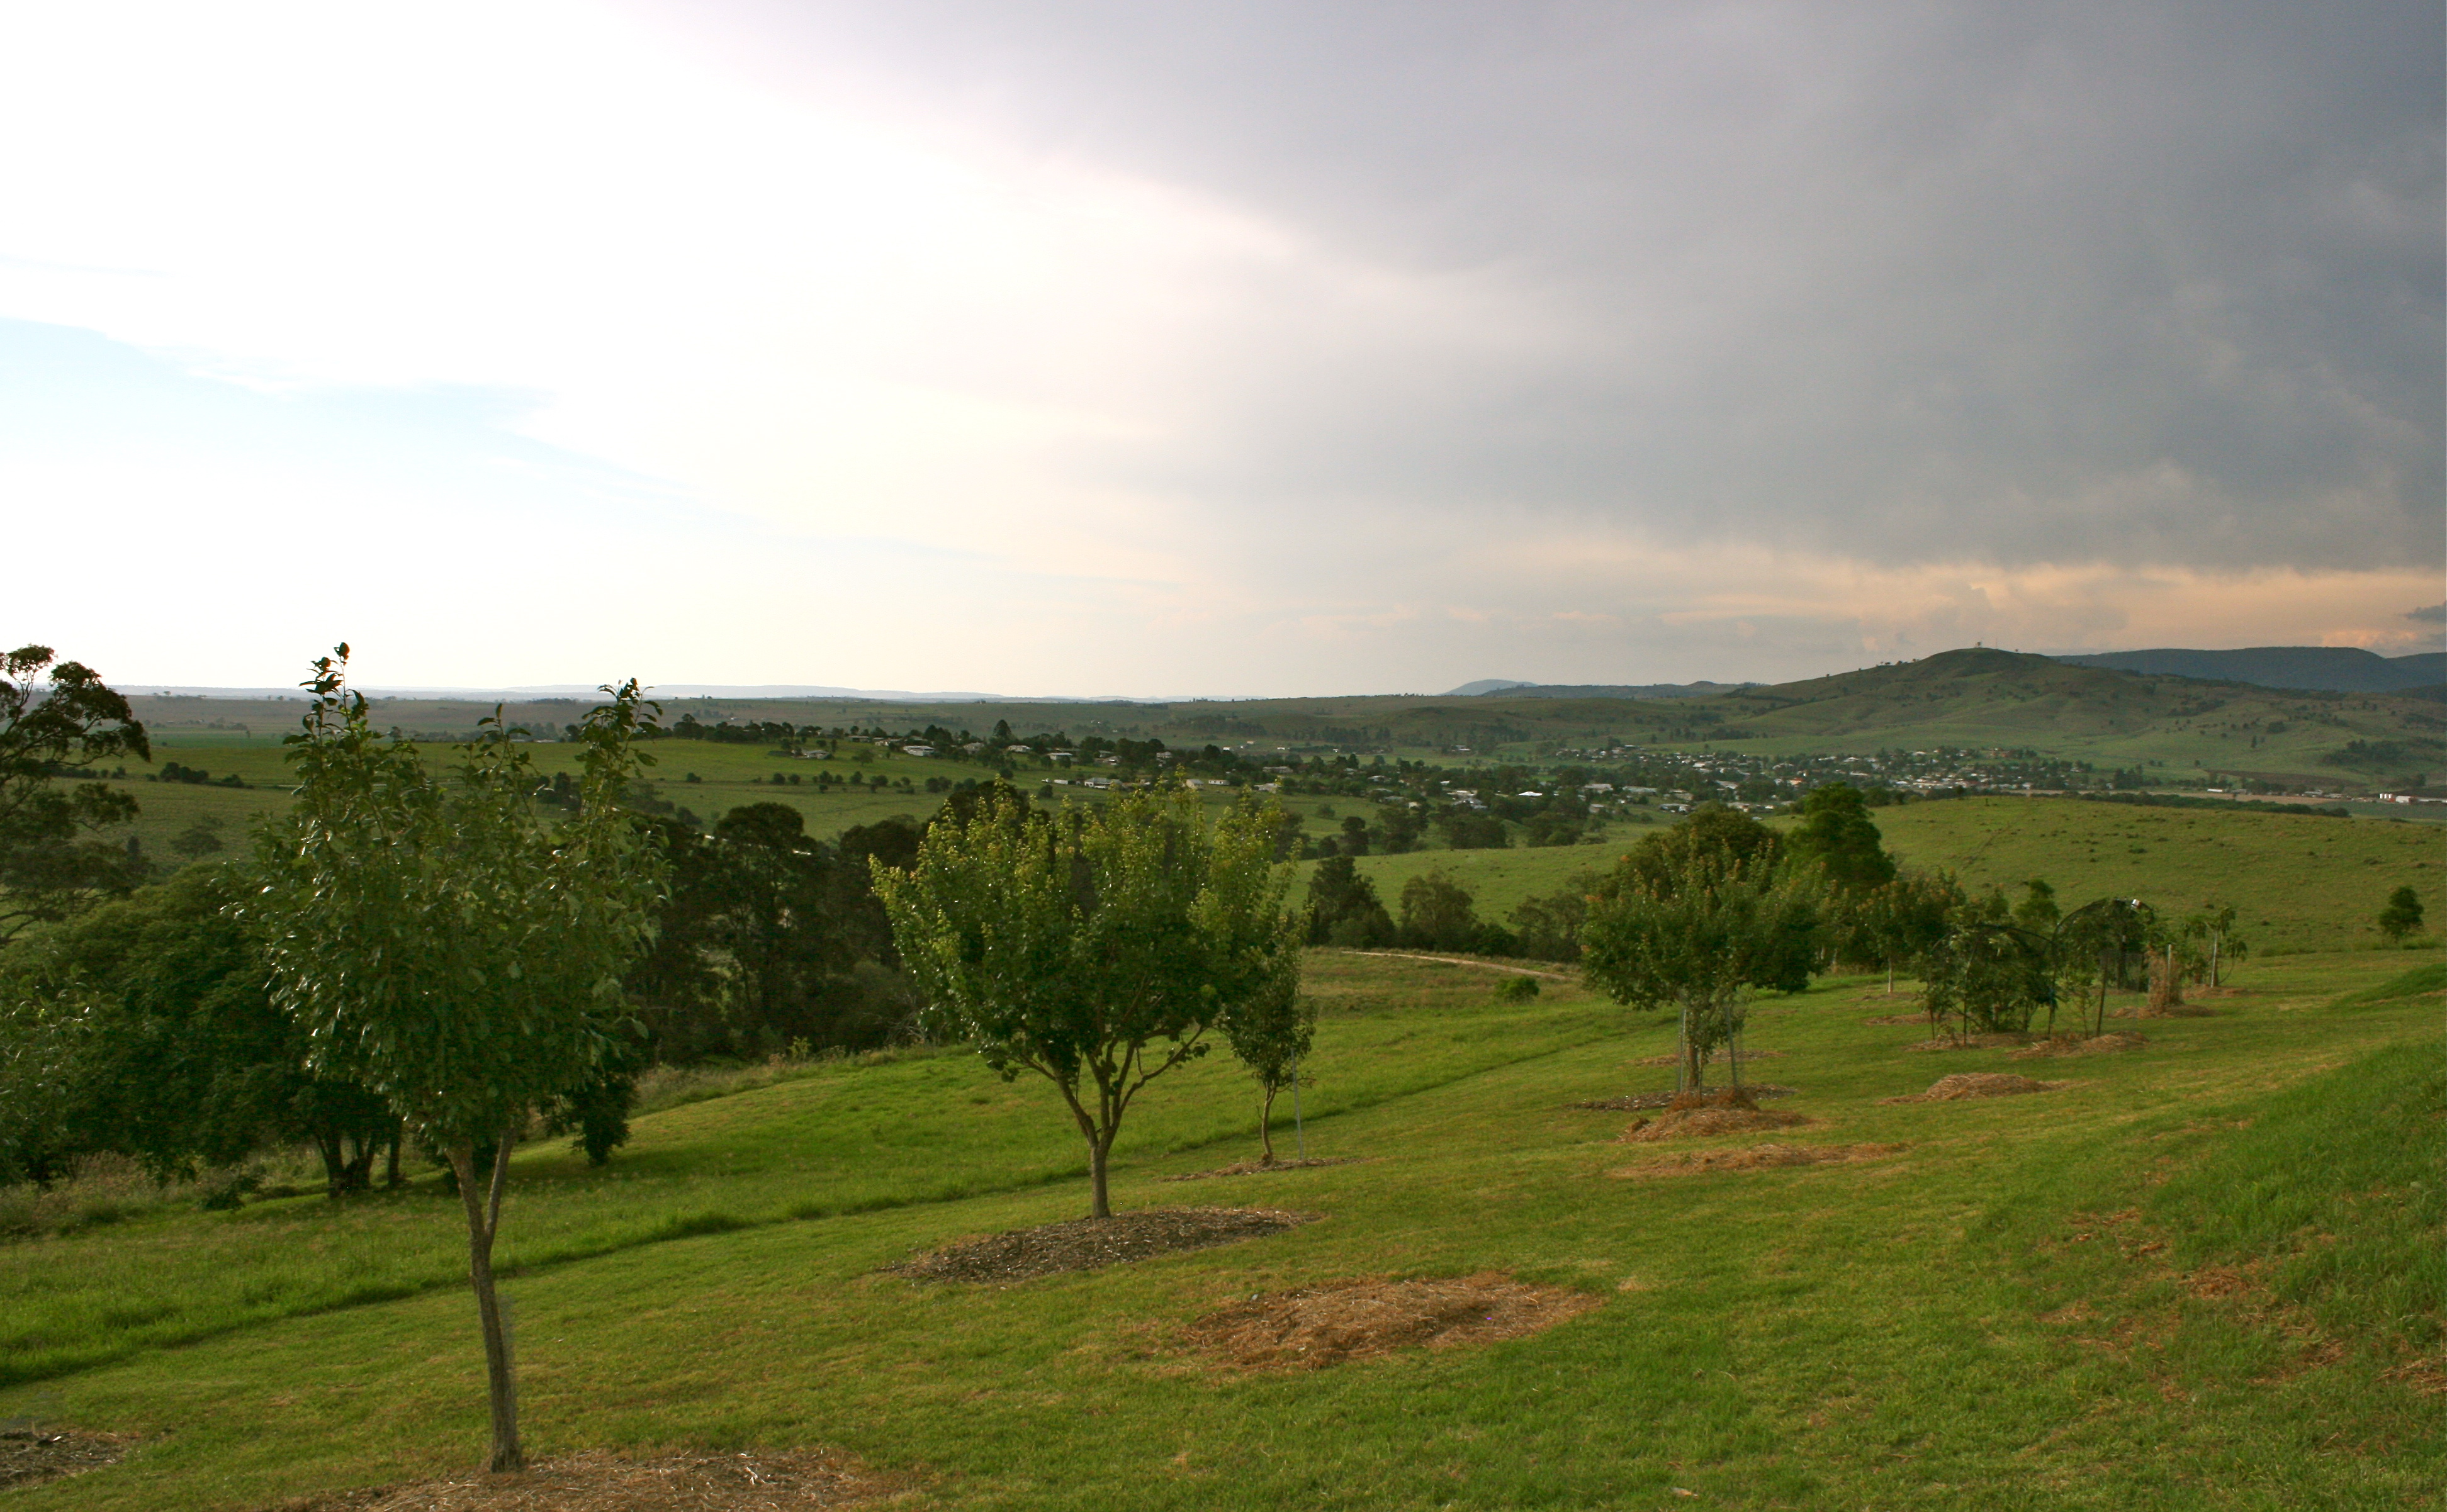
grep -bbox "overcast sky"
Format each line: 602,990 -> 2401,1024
4,1 -> 2439,695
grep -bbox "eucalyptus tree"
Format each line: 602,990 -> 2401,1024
875,784 -> 1295,1218
253,648 -> 664,1473
0,645 -> 150,941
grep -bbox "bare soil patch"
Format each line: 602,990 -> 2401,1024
1572,1085 -> 1794,1111
1883,1073 -> 2070,1104
266,1448 -> 898,1510
1181,1272 -> 1599,1370
2012,1032 -> 2147,1061
1617,1088 -> 1813,1141
1610,1143 -> 1905,1179
1860,1012 -> 1934,1026
0,1428 -> 135,1491
889,1207 -> 1315,1284
1161,1157 -> 1361,1183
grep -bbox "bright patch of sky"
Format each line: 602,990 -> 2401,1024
3,1 -> 2438,695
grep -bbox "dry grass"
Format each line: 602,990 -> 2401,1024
1609,1143 -> 1908,1179
1179,1272 -> 1600,1370
2011,1033 -> 2147,1061
1883,1073 -> 2071,1104
1161,1157 -> 1362,1182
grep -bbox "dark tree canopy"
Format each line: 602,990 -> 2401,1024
1786,783 -> 1898,892
0,646 -> 150,940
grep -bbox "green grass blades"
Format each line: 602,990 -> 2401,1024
2,952 -> 2438,1508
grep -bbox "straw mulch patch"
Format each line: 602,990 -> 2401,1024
2011,1032 -> 2147,1061
2111,1002 -> 2220,1019
1162,1157 -> 1361,1182
266,1448 -> 899,1510
1882,1073 -> 2069,1104
889,1207 -> 1316,1284
1181,1272 -> 1599,1370
0,1428 -> 135,1491
1573,1085 -> 1794,1111
1617,1087 -> 1813,1141
1860,1012 -> 1933,1026
1611,1143 -> 1906,1179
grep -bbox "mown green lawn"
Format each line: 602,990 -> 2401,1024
2,945 -> 2437,1510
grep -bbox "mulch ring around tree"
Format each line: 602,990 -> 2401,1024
1617,1088 -> 1814,1141
889,1207 -> 1318,1284
1882,1073 -> 2071,1104
2011,1032 -> 2147,1060
1161,1157 -> 1363,1182
1573,1085 -> 1795,1111
1180,1272 -> 1600,1370
1610,1143 -> 1907,1179
265,1448 -> 903,1510
1,1428 -> 136,1491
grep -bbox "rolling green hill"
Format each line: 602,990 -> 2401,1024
2,946 -> 2434,1508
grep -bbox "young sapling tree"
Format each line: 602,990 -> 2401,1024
253,648 -> 663,1472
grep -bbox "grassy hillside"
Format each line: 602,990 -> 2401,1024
2,946 -> 2436,1509
1308,797 -> 2443,955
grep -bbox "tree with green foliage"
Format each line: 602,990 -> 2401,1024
252,648 -> 665,1473
2378,885 -> 2425,942
1398,870 -> 1487,951
1834,869 -> 1962,995
1303,853 -> 1394,946
1582,832 -> 1818,1090
0,646 -> 150,942
1786,782 -> 1897,891
0,863 -> 398,1195
1218,951 -> 1311,1165
1921,888 -> 2058,1040
875,785 -> 1296,1218
2013,879 -> 2060,934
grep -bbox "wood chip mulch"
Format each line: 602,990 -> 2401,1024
1181,1273 -> 1600,1370
265,1448 -> 899,1511
1572,1085 -> 1795,1111
1610,1143 -> 1907,1179
1882,1073 -> 2071,1104
0,1428 -> 135,1491
1161,1157 -> 1361,1182
888,1207 -> 1317,1284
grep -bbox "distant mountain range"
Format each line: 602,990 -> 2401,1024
2051,646 -> 2443,694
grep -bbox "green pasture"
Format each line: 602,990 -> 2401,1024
1298,797 -> 2443,955
3,939 -> 2439,1509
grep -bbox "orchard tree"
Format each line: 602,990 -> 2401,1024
253,648 -> 664,1473
876,785 -> 1295,1218
0,646 -> 150,941
1582,842 -> 1818,1091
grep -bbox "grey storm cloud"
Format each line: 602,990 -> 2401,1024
2410,602 -> 2447,624
659,0 -> 2443,573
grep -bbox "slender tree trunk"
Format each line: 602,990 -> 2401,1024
1087,1131 -> 1113,1219
317,1129 -> 347,1197
1259,1082 -> 1278,1164
386,1123 -> 403,1189
449,1131 -> 524,1474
